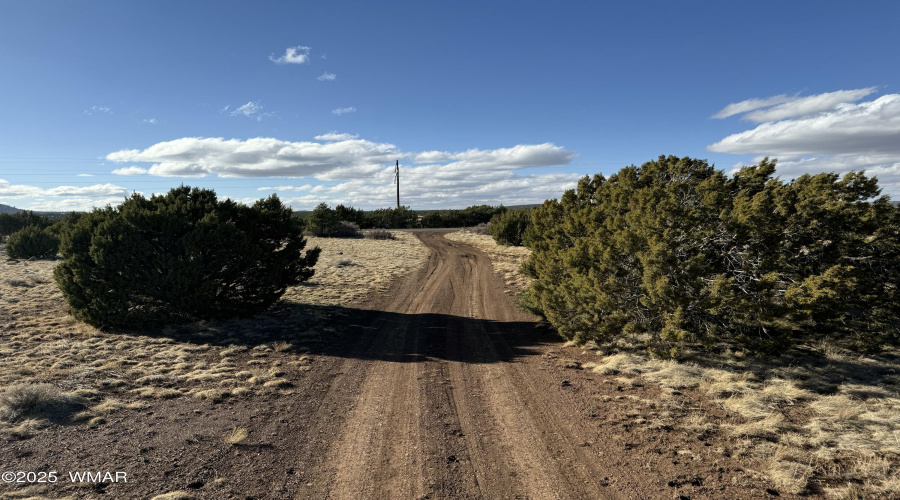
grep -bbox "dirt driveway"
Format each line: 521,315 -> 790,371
293,231 -> 620,499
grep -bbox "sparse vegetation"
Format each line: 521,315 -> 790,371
580,344 -> 900,497
365,229 -> 395,240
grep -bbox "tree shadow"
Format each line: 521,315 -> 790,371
113,301 -> 560,366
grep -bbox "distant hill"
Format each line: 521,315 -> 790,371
0,202 -> 22,214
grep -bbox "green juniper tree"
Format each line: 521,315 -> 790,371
54,187 -> 320,328
525,155 -> 899,356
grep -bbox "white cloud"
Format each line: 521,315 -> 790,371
413,144 -> 577,171
713,88 -> 878,122
709,92 -> 900,197
317,72 -> 336,81
112,166 -> 149,175
314,132 -> 358,141
84,105 -> 112,116
106,137 -> 574,180
44,184 -> 130,197
277,171 -> 582,209
709,94 -> 900,156
107,136 -> 401,178
712,94 -> 797,119
743,88 -> 877,122
269,46 -> 311,64
258,184 -> 313,192
143,118 -> 158,124
0,179 -> 42,198
105,135 -> 579,207
25,197 -> 129,212
0,179 -> 129,199
332,106 -> 356,115
229,101 -> 272,121
76,174 -> 94,177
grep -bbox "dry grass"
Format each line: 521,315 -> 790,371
443,230 -> 531,292
0,383 -> 85,423
225,426 -> 249,445
0,233 -> 428,439
283,231 -> 428,306
582,347 -> 900,496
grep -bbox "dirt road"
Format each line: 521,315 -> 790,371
0,232 -> 766,499
297,231 -> 621,499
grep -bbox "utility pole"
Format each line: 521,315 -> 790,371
394,160 -> 400,208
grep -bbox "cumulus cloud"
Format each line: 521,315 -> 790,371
709,91 -> 900,197
106,137 -> 574,180
709,94 -> 900,156
277,171 -> 582,209
317,72 -> 336,81
332,106 -> 356,115
0,179 -> 129,199
106,136 -> 401,178
269,46 -> 311,64
112,166 -> 149,175
105,135 -> 580,207
143,118 -> 158,124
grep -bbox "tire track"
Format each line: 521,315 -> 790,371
308,231 -> 618,499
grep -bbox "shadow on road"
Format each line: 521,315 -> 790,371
106,301 -> 561,365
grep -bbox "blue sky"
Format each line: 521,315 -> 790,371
2,1 -> 899,211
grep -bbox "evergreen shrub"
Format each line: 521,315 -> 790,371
489,209 -> 532,246
524,155 -> 899,355
6,225 -> 60,259
54,187 -> 320,328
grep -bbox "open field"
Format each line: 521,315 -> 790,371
2,229 -> 897,498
